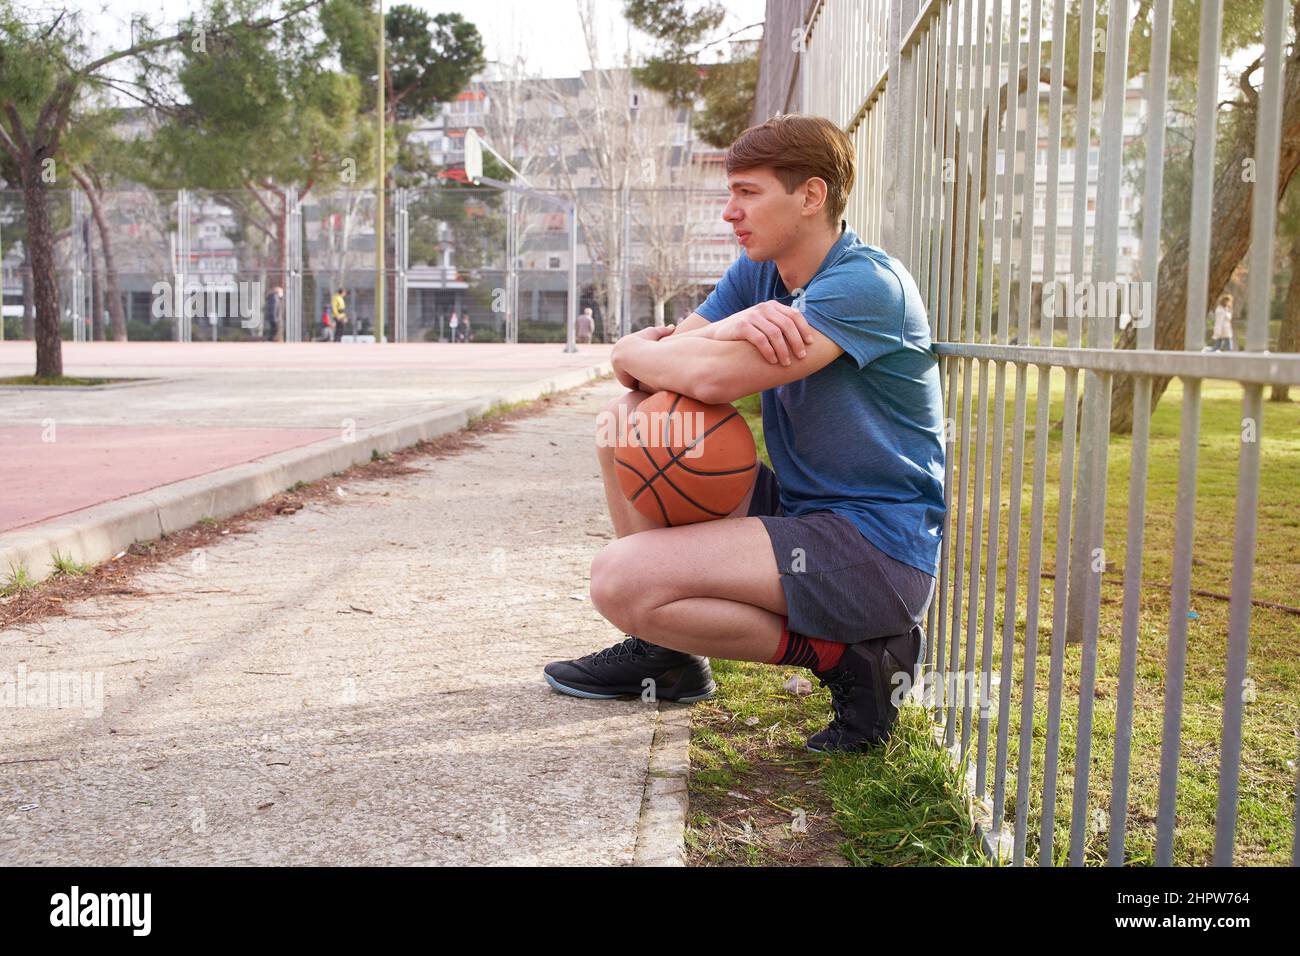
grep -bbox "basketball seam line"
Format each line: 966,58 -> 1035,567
630,409 -> 742,497
628,410 -> 751,523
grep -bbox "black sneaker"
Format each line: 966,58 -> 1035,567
805,627 -> 922,753
544,635 -> 716,702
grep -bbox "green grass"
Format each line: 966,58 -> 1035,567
50,551 -> 88,577
705,379 -> 1300,866
823,705 -> 985,866
468,397 -> 536,428
0,375 -> 128,387
933,370 -> 1299,865
689,393 -> 986,866
1,563 -> 33,597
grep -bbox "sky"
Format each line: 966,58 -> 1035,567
61,0 -> 769,79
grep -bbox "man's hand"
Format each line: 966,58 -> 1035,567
612,324 -> 677,390
700,301 -> 816,366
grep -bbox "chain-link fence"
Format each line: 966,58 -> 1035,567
0,184 -> 738,344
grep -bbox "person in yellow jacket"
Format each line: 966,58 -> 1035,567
330,289 -> 348,343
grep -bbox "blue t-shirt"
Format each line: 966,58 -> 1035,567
696,225 -> 946,575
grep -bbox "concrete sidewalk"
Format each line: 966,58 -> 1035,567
0,378 -> 691,866
0,342 -> 614,582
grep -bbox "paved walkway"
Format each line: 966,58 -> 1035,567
0,378 -> 687,865
0,342 -> 613,532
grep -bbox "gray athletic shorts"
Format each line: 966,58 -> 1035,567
747,462 -> 936,646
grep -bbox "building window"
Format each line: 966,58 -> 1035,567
549,256 -> 562,269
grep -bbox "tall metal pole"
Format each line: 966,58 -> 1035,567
375,0 -> 386,343
507,188 -> 517,343
565,206 -> 577,353
621,180 -> 630,337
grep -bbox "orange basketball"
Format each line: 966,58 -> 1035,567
613,390 -> 758,526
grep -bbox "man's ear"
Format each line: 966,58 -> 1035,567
801,177 -> 829,219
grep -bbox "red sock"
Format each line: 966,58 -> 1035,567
767,620 -> 845,672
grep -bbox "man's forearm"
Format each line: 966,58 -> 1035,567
612,332 -> 723,401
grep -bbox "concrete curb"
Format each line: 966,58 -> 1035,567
632,703 -> 695,867
1,362 -> 611,586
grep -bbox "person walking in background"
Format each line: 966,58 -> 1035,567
463,314 -> 473,343
264,286 -> 283,342
331,288 -> 348,343
576,307 -> 594,345
321,307 -> 333,342
1210,294 -> 1234,351
449,310 -> 459,343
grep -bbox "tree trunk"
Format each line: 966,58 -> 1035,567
1110,50 -> 1300,433
653,295 -> 666,327
24,170 -> 62,378
73,170 -> 128,341
276,193 -> 287,343
1270,237 -> 1300,401
20,249 -> 34,340
606,273 -> 622,340
88,218 -> 103,341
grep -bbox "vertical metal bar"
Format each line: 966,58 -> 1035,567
986,0 -> 1019,806
963,0 -> 993,800
909,30 -> 929,276
929,2 -> 956,711
1015,0 -> 1041,348
1109,0 -> 1171,867
1155,0 -> 1221,870
995,0 -> 1041,856
920,25 -> 937,320
930,14 -> 955,701
1015,0 -> 1066,867
951,0 -> 975,348
948,0 -> 981,764
994,0 -> 1020,351
932,0 -> 958,734
965,0 -> 991,341
1039,0 -> 1093,867
942,0 -> 973,751
978,0 -> 1003,353
1069,0 -> 1129,868
1294,749 -> 1300,865
929,4 -> 949,321
976,0 -> 1007,844
940,1 -> 963,347
1214,0 -> 1286,867
890,0 -> 920,258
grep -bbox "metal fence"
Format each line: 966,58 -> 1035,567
0,185 -> 738,344
800,0 -> 1300,864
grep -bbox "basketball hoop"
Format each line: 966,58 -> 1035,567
464,128 -> 483,184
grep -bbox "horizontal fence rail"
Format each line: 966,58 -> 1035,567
800,0 -> 1300,865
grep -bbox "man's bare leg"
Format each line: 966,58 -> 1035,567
595,388 -> 757,539
543,388 -> 767,701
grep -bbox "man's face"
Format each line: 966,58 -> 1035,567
722,167 -> 812,261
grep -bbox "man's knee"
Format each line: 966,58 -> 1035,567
595,389 -> 653,459
590,538 -> 655,629
590,542 -> 640,627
